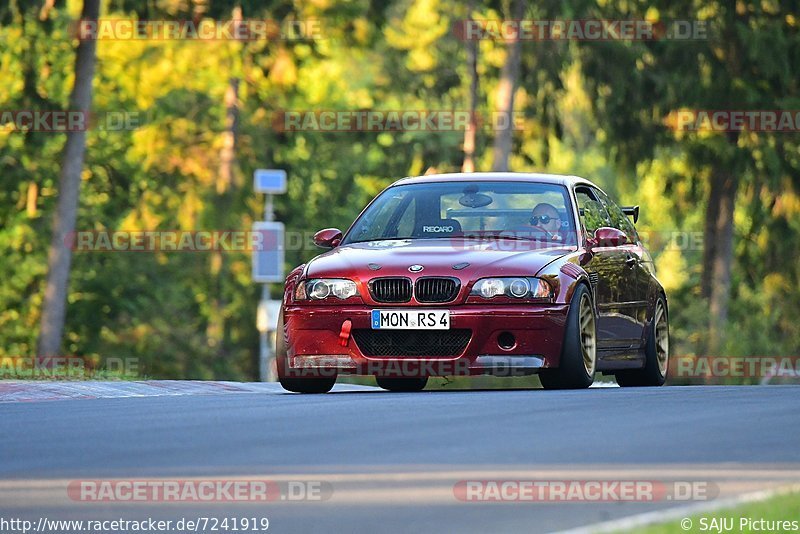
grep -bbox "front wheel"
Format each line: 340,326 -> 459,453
539,284 -> 596,390
276,311 -> 337,394
375,376 -> 428,392
616,296 -> 669,387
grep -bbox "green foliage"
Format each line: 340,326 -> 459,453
2,0 -> 799,380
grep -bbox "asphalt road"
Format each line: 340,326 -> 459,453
2,385 -> 800,533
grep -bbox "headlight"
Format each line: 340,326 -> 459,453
470,277 -> 551,300
295,279 -> 358,301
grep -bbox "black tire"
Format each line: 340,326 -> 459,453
616,295 -> 669,387
375,376 -> 428,392
276,311 -> 337,394
539,284 -> 596,390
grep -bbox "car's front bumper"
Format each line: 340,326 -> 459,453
283,304 -> 570,377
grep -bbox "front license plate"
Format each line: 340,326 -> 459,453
371,309 -> 450,330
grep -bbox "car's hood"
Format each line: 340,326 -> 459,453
304,238 -> 575,280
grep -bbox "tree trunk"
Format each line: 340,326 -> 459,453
37,0 -> 100,358
26,181 -> 38,217
461,0 -> 478,173
208,6 -> 243,362
216,77 -> 240,194
700,175 -> 720,300
705,168 -> 739,356
490,0 -> 523,172
703,12 -> 742,360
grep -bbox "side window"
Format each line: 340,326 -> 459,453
575,188 -> 611,235
594,188 -> 638,242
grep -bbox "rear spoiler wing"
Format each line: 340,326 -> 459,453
578,205 -> 640,223
621,206 -> 639,223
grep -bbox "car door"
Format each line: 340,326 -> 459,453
575,187 -> 641,356
594,188 -> 649,343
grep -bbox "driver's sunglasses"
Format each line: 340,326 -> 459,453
530,215 -> 559,225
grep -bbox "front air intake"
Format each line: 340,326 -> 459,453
352,329 -> 472,357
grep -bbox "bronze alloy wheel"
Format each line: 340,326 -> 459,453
615,295 -> 670,387
579,292 -> 597,377
654,299 -> 669,376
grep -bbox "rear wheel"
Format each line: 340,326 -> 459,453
276,311 -> 337,394
539,284 -> 596,390
376,376 -> 428,392
616,296 -> 669,387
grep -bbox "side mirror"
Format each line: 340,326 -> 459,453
587,227 -> 629,249
621,205 -> 640,223
313,228 -> 343,249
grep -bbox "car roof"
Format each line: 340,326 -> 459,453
391,172 -> 597,189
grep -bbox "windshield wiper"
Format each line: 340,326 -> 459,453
463,234 -> 545,242
346,237 -> 411,244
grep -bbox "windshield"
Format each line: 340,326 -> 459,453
342,181 -> 577,245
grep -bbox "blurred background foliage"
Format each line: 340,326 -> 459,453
1,0 -> 799,380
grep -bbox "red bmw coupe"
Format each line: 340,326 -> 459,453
278,173 -> 669,393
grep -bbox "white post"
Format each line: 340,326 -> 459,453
258,285 -> 276,382
253,170 -> 287,382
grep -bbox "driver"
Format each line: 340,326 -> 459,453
527,203 -> 562,241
